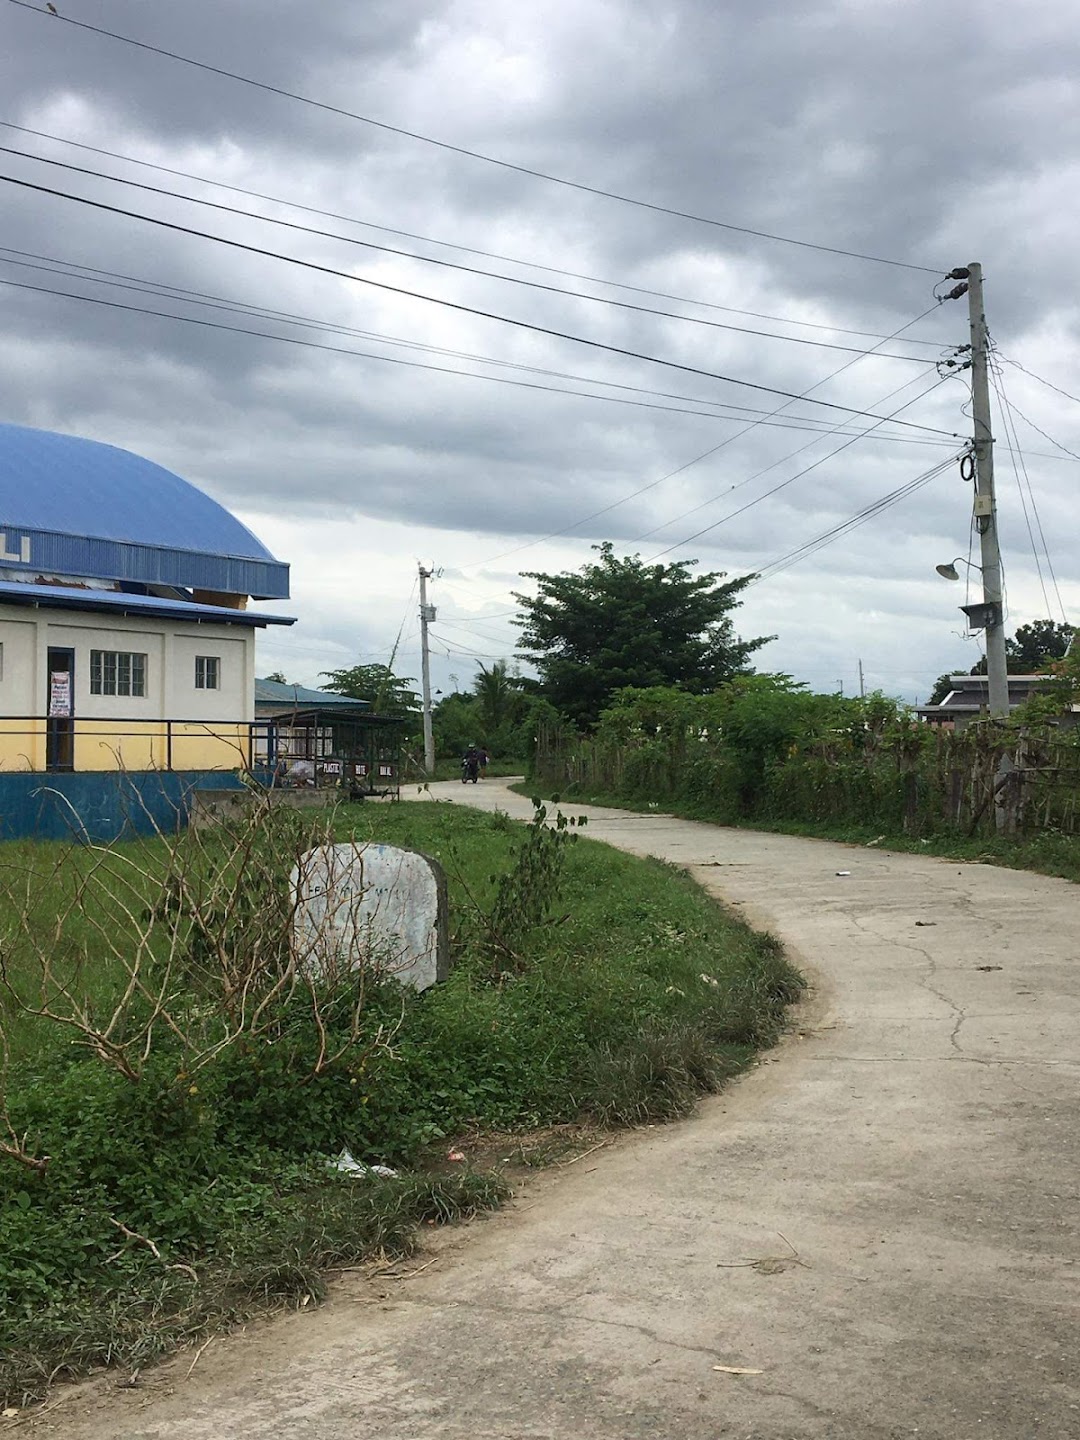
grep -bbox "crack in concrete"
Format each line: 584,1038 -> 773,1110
395,1296 -> 726,1360
840,907 -> 971,1056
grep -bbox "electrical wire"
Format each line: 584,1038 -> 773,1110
0,173 -> 960,434
990,355 -> 1068,624
984,381 -> 1080,465
989,364 -> 1052,617
5,0 -> 944,275
753,455 -> 959,580
646,374 -> 952,561
0,257 -> 948,441
0,127 -> 957,348
460,305 -> 953,570
998,354 -> 1080,408
0,272 -> 955,441
0,147 -> 941,364
633,367 -> 938,545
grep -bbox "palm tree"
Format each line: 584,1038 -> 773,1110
473,660 -> 517,732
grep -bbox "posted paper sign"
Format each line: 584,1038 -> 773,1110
49,671 -> 72,718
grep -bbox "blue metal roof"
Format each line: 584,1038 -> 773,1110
255,678 -> 370,708
0,580 -> 295,627
0,423 -> 289,599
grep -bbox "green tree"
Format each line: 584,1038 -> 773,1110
514,542 -> 771,728
473,660 -> 522,732
1005,619 -> 1074,672
928,672 -> 955,705
320,662 -> 420,715
263,670 -> 290,685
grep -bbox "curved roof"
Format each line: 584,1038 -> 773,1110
0,423 -> 288,599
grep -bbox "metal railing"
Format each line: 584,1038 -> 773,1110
0,715 -> 402,793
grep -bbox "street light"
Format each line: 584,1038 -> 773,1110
935,557 -> 982,582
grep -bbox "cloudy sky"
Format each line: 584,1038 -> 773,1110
1,0 -> 1078,705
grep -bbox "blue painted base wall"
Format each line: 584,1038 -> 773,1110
0,771 -> 250,843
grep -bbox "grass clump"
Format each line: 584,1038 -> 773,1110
0,796 -> 800,1406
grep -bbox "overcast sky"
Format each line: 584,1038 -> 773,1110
1,0 -> 1078,706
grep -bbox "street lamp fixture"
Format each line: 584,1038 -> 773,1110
934,557 -> 983,582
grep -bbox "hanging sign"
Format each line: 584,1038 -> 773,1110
49,671 -> 72,718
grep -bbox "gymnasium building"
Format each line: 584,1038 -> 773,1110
0,422 -> 294,838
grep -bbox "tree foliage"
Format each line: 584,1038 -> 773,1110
514,543 -> 771,727
433,663 -> 559,759
320,662 -> 419,715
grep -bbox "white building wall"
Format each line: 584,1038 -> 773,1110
0,602 -> 258,772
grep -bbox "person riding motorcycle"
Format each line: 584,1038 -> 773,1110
461,744 -> 481,783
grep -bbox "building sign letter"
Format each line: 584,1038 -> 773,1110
0,532 -> 31,564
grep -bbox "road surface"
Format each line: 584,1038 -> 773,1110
44,781 -> 1080,1438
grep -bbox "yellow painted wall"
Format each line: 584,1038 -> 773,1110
0,720 -> 251,773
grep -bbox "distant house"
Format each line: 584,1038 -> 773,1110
916,674 -> 1078,730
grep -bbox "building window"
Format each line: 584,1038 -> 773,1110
195,655 -> 221,690
90,650 -> 147,697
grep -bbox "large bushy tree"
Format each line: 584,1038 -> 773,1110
320,662 -> 419,715
514,543 -> 770,728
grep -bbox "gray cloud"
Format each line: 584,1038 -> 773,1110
1,0 -> 1077,701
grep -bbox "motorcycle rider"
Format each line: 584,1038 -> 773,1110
461,743 -> 481,782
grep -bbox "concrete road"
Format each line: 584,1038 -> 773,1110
46,782 -> 1080,1439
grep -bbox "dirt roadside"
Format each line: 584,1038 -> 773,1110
32,780 -> 1080,1438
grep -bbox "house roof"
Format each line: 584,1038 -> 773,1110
254,678 -> 370,708
0,422 -> 289,599
0,580 -> 294,627
916,672 -> 1072,720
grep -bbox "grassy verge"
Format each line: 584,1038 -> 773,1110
513,781 -> 1080,884
0,801 -> 800,1407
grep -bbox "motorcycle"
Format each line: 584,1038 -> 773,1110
461,755 -> 480,784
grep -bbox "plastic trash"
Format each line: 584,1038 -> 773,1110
835,870 -> 851,877
328,1148 -> 397,1179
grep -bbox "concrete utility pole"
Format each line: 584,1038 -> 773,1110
418,563 -> 436,774
966,262 -> 1010,719
858,659 -> 865,699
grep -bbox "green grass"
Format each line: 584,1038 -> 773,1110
514,781 -> 1080,885
0,800 -> 801,1407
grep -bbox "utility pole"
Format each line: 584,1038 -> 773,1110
418,563 -> 436,774
858,659 -> 865,699
965,262 -> 1010,719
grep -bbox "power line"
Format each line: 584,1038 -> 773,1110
985,375 -> 1080,464
460,305 -> 953,570
989,363 -> 1052,617
0,122 -> 956,348
990,356 -> 1068,624
5,0 -> 944,275
633,367 -> 938,545
646,375 -> 952,561
0,250 -> 947,440
998,354 -> 1080,408
0,272 -> 955,440
0,147 -> 941,365
753,456 -> 958,580
0,172 -> 960,435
